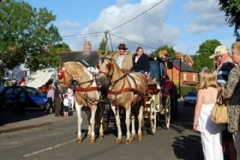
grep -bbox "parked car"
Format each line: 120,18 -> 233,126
0,86 -> 51,111
183,91 -> 197,107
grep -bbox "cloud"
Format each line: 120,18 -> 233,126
183,0 -> 227,33
68,0 -> 179,53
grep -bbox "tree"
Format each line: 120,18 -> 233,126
150,45 -> 176,58
98,38 -> 109,55
192,39 -> 221,71
219,0 -> 240,40
0,0 -> 62,71
50,42 -> 71,53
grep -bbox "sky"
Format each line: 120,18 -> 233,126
23,0 -> 236,55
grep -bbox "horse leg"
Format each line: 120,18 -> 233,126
112,106 -> 122,144
137,106 -> 144,141
125,107 -> 132,144
98,102 -> 105,139
85,107 -> 92,138
76,104 -> 83,143
131,116 -> 136,140
89,106 -> 97,143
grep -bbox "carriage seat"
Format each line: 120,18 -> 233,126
146,84 -> 161,94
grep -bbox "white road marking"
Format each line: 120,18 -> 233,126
23,139 -> 75,157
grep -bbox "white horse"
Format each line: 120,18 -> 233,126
57,62 -> 106,143
97,56 -> 148,144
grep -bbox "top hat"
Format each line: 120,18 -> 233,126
117,43 -> 128,50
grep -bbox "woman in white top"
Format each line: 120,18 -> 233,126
193,69 -> 224,160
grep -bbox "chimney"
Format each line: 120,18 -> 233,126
83,41 -> 91,52
176,52 -> 184,61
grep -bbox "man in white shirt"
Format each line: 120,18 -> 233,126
112,43 -> 133,72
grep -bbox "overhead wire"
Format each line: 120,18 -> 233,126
61,0 -> 165,49
109,33 -> 157,50
109,0 -> 165,32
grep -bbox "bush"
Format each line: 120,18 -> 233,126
180,86 -> 196,97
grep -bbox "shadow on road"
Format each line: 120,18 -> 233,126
0,109 -> 50,126
172,135 -> 203,160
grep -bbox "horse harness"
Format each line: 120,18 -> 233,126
57,67 -> 103,105
97,57 -> 146,98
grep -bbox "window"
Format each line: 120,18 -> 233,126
183,73 -> 186,81
6,71 -> 9,76
193,74 -> 196,81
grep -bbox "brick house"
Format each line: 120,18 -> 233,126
166,53 -> 198,86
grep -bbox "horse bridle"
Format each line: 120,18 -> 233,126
58,66 -> 99,92
97,57 -> 114,79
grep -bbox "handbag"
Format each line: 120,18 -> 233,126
211,91 -> 228,124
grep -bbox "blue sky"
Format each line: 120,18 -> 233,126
24,0 -> 236,55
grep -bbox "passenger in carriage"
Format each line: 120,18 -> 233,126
131,46 -> 150,77
112,43 -> 133,72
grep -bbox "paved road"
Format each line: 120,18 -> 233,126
0,102 -> 206,160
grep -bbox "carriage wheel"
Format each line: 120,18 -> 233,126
164,95 -> 171,130
149,99 -> 157,134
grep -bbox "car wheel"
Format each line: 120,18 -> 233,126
44,102 -> 51,113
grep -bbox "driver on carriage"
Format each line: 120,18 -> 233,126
112,43 -> 133,73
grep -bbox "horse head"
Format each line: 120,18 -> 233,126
57,62 -> 77,93
96,55 -> 115,85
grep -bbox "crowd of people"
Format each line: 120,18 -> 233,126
193,43 -> 240,160
47,83 -> 75,117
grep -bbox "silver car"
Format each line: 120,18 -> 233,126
183,91 -> 197,107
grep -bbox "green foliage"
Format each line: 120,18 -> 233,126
98,38 -> 109,55
0,0 -> 62,71
219,0 -> 240,39
52,42 -> 71,53
180,86 -> 196,97
150,45 -> 176,58
192,39 -> 221,71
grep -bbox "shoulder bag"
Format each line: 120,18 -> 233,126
211,91 -> 228,124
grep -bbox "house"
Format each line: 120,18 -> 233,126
3,63 -> 31,84
57,41 -> 102,67
166,59 -> 199,86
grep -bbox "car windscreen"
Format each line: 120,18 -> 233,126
187,91 -> 197,97
25,87 -> 42,96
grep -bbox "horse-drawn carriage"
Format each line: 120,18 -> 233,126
56,55 -> 179,144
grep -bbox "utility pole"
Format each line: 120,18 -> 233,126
104,30 -> 108,55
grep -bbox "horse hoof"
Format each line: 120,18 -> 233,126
87,134 -> 91,138
130,135 -> 136,140
90,139 -> 96,143
125,139 -> 132,144
138,135 -> 143,141
76,138 -> 83,143
99,134 -> 104,139
116,139 -> 122,144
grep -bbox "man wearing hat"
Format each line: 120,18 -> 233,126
112,43 -> 133,72
209,45 -> 236,160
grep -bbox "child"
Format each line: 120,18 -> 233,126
63,94 -> 69,116
193,69 -> 224,160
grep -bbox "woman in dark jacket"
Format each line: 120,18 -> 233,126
131,46 -> 149,77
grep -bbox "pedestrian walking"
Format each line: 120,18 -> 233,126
54,83 -> 62,117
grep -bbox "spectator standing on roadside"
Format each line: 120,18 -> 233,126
54,82 -> 62,117
221,42 -> 240,159
63,94 -> 69,116
47,85 -> 55,113
193,69 -> 224,160
209,45 -> 236,160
